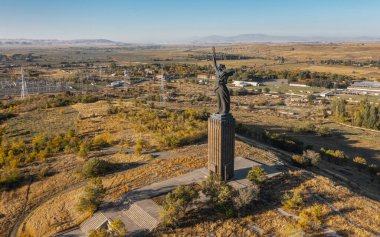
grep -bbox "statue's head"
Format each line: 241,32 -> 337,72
218,64 -> 226,71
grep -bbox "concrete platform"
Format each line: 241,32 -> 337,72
58,157 -> 281,236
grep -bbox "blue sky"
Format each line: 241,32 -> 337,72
1,0 -> 379,43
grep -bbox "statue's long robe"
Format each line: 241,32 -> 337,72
214,70 -> 231,114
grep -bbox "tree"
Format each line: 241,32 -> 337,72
307,94 -> 316,104
353,156 -> 367,171
232,186 -> 259,215
201,175 -> 235,216
247,166 -> 267,186
331,98 -> 346,122
160,185 -> 199,227
368,105 -> 379,129
81,158 -> 113,178
77,178 -> 106,213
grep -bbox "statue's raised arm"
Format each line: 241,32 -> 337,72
211,46 -> 219,74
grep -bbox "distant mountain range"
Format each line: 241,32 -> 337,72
0,39 -> 129,46
2,34 -> 380,46
189,34 -> 380,44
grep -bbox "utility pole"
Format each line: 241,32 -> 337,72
20,67 -> 28,99
124,69 -> 130,94
160,65 -> 166,106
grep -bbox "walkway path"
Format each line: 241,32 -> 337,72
59,157 -> 281,236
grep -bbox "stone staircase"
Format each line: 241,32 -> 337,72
123,200 -> 160,231
79,212 -> 109,235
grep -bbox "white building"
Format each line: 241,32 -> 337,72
289,83 -> 310,88
197,74 -> 216,80
110,81 -> 124,87
233,81 -> 262,87
319,91 -> 334,97
347,81 -> 380,94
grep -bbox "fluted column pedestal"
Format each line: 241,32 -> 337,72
208,113 -> 235,181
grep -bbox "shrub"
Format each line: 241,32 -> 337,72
263,131 -> 304,154
247,166 -> 267,186
303,150 -> 321,166
284,224 -> 306,237
81,95 -> 99,103
134,139 -> 143,156
282,188 -> 304,210
320,148 -> 347,165
107,106 -> 121,115
332,150 -> 347,165
88,228 -> 108,237
201,175 -> 235,217
316,126 -> 333,137
92,132 -> 113,148
81,158 -> 113,178
77,178 -> 106,214
291,155 -> 310,167
109,219 -> 127,237
160,185 -> 199,227
298,204 -> 323,231
78,142 -> 90,159
0,168 -> 23,190
232,186 -> 259,212
353,156 -> 367,171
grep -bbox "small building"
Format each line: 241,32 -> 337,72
155,74 -> 166,80
197,74 -> 216,80
197,74 -> 209,79
347,81 -> 380,94
110,81 -> 124,87
320,91 -> 334,97
289,83 -> 310,88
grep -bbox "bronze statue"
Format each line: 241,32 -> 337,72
211,47 -> 234,114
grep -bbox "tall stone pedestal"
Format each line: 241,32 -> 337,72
208,113 -> 235,181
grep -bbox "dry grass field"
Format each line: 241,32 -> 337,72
2,43 -> 380,80
1,43 -> 380,237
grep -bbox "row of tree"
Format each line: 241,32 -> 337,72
228,68 -> 357,89
332,98 -> 380,130
321,59 -> 380,69
188,53 -> 257,61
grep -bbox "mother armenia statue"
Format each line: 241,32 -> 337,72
211,46 -> 234,114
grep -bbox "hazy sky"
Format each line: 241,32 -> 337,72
1,0 -> 380,43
